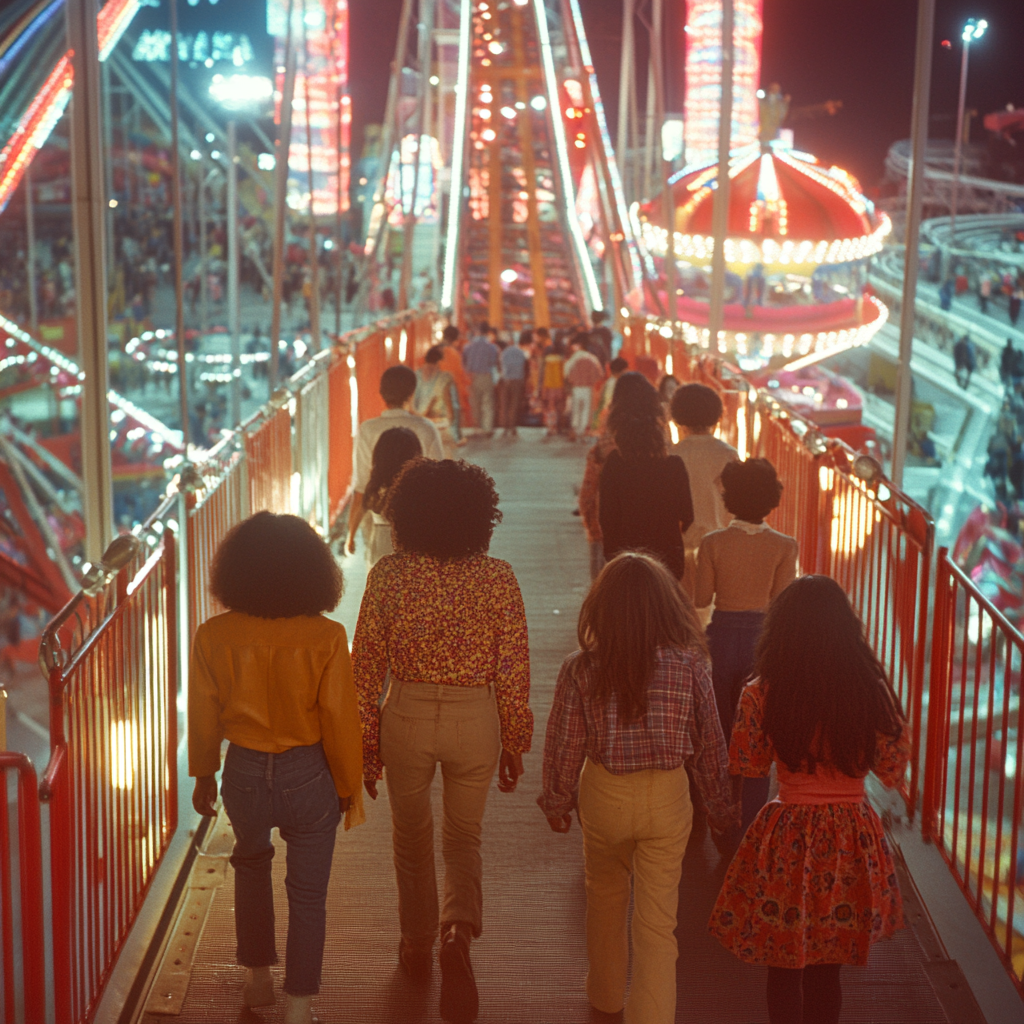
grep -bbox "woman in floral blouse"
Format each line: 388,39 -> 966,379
708,575 -> 910,1024
351,458 -> 532,1024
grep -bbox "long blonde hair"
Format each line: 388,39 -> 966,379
578,552 -> 707,720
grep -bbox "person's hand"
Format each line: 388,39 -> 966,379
497,749 -> 523,793
339,794 -> 352,814
364,778 -> 378,800
346,535 -> 357,555
192,775 -> 218,817
546,814 -> 572,833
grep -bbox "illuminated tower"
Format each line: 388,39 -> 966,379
268,0 -> 350,216
684,0 -> 763,168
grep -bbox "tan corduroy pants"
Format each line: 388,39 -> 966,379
380,679 -> 501,944
578,759 -> 693,1024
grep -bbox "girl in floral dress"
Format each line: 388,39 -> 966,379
708,575 -> 910,1024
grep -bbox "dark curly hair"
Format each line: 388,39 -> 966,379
721,458 -> 783,523
671,383 -> 723,429
607,371 -> 666,460
210,511 -> 343,617
757,575 -> 905,778
385,458 -> 502,559
364,427 -> 423,513
379,365 -> 417,407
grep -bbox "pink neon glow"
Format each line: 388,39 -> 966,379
684,0 -> 763,168
271,0 -> 350,216
0,0 -> 140,215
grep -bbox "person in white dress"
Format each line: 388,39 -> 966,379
346,427 -> 423,565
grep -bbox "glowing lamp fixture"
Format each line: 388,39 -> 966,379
500,269 -> 518,284
530,95 -> 546,111
209,74 -> 274,111
962,18 -> 987,41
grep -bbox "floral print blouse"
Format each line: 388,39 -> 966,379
351,551 -> 533,779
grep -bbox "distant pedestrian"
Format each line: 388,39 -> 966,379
979,275 -> 992,315
1010,287 -> 1022,327
669,384 -> 739,610
588,311 -> 613,367
1001,338 -> 1017,387
564,333 -> 605,441
539,335 -> 567,438
347,427 -> 423,565
347,366 -> 444,558
462,323 -> 499,436
599,373 -> 694,579
498,331 -> 531,437
413,346 -> 460,452
595,356 -> 628,430
938,278 -> 953,312
695,458 -> 798,827
953,334 -> 976,390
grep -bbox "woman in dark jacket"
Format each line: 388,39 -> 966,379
598,372 -> 694,579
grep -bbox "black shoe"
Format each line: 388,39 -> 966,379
439,928 -> 478,1022
399,937 -> 433,984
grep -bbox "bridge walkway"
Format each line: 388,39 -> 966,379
135,431 -> 962,1024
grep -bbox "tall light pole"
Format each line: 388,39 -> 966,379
948,17 -> 987,257
227,120 -> 240,428
892,0 -> 936,490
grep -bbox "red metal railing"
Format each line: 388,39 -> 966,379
0,751 -> 45,1024
39,527 -> 178,1024
923,549 -> 1023,994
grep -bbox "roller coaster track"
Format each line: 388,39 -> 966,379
436,0 -> 637,330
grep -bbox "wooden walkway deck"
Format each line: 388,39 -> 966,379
142,430 -> 955,1024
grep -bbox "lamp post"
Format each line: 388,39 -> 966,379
227,120 -> 240,429
210,74 -> 275,425
948,17 -> 987,257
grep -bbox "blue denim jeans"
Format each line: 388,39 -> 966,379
220,741 -> 341,996
706,609 -> 769,829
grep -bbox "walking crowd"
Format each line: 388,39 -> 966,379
187,355 -> 911,1024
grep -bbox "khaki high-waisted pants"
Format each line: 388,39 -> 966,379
380,679 -> 501,943
578,759 -> 693,1024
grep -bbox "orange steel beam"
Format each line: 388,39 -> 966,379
512,6 -> 550,329
487,131 -> 504,329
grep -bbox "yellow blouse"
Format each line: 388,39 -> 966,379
188,611 -> 365,829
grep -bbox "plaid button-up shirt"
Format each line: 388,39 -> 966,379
539,645 -> 735,824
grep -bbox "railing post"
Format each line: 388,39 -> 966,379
13,756 -> 45,1024
922,549 -> 953,840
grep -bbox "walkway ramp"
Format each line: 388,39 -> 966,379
139,432 -> 957,1024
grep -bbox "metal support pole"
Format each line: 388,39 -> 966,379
616,0 -> 634,203
25,165 -> 38,333
270,0 -> 298,388
67,0 -> 113,562
228,120 -> 241,427
707,0 -> 734,350
199,155 -> 208,333
102,61 -> 115,281
302,15 -> 322,354
400,0 -> 436,311
170,0 -> 189,446
949,37 -> 970,258
650,0 -> 676,324
892,0 -> 935,489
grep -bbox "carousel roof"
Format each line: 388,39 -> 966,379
635,145 -> 890,268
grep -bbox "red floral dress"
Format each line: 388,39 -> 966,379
708,681 -> 910,968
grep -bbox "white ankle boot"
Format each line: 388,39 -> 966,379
243,966 -> 275,1007
284,994 -> 314,1024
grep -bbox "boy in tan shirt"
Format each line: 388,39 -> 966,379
695,458 -> 798,827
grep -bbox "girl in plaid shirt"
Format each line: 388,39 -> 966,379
539,552 -> 738,1024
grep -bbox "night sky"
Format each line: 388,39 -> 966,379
349,0 -> 1024,187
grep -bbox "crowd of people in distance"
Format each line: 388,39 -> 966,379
187,361 -> 911,1024
402,313 -> 620,447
